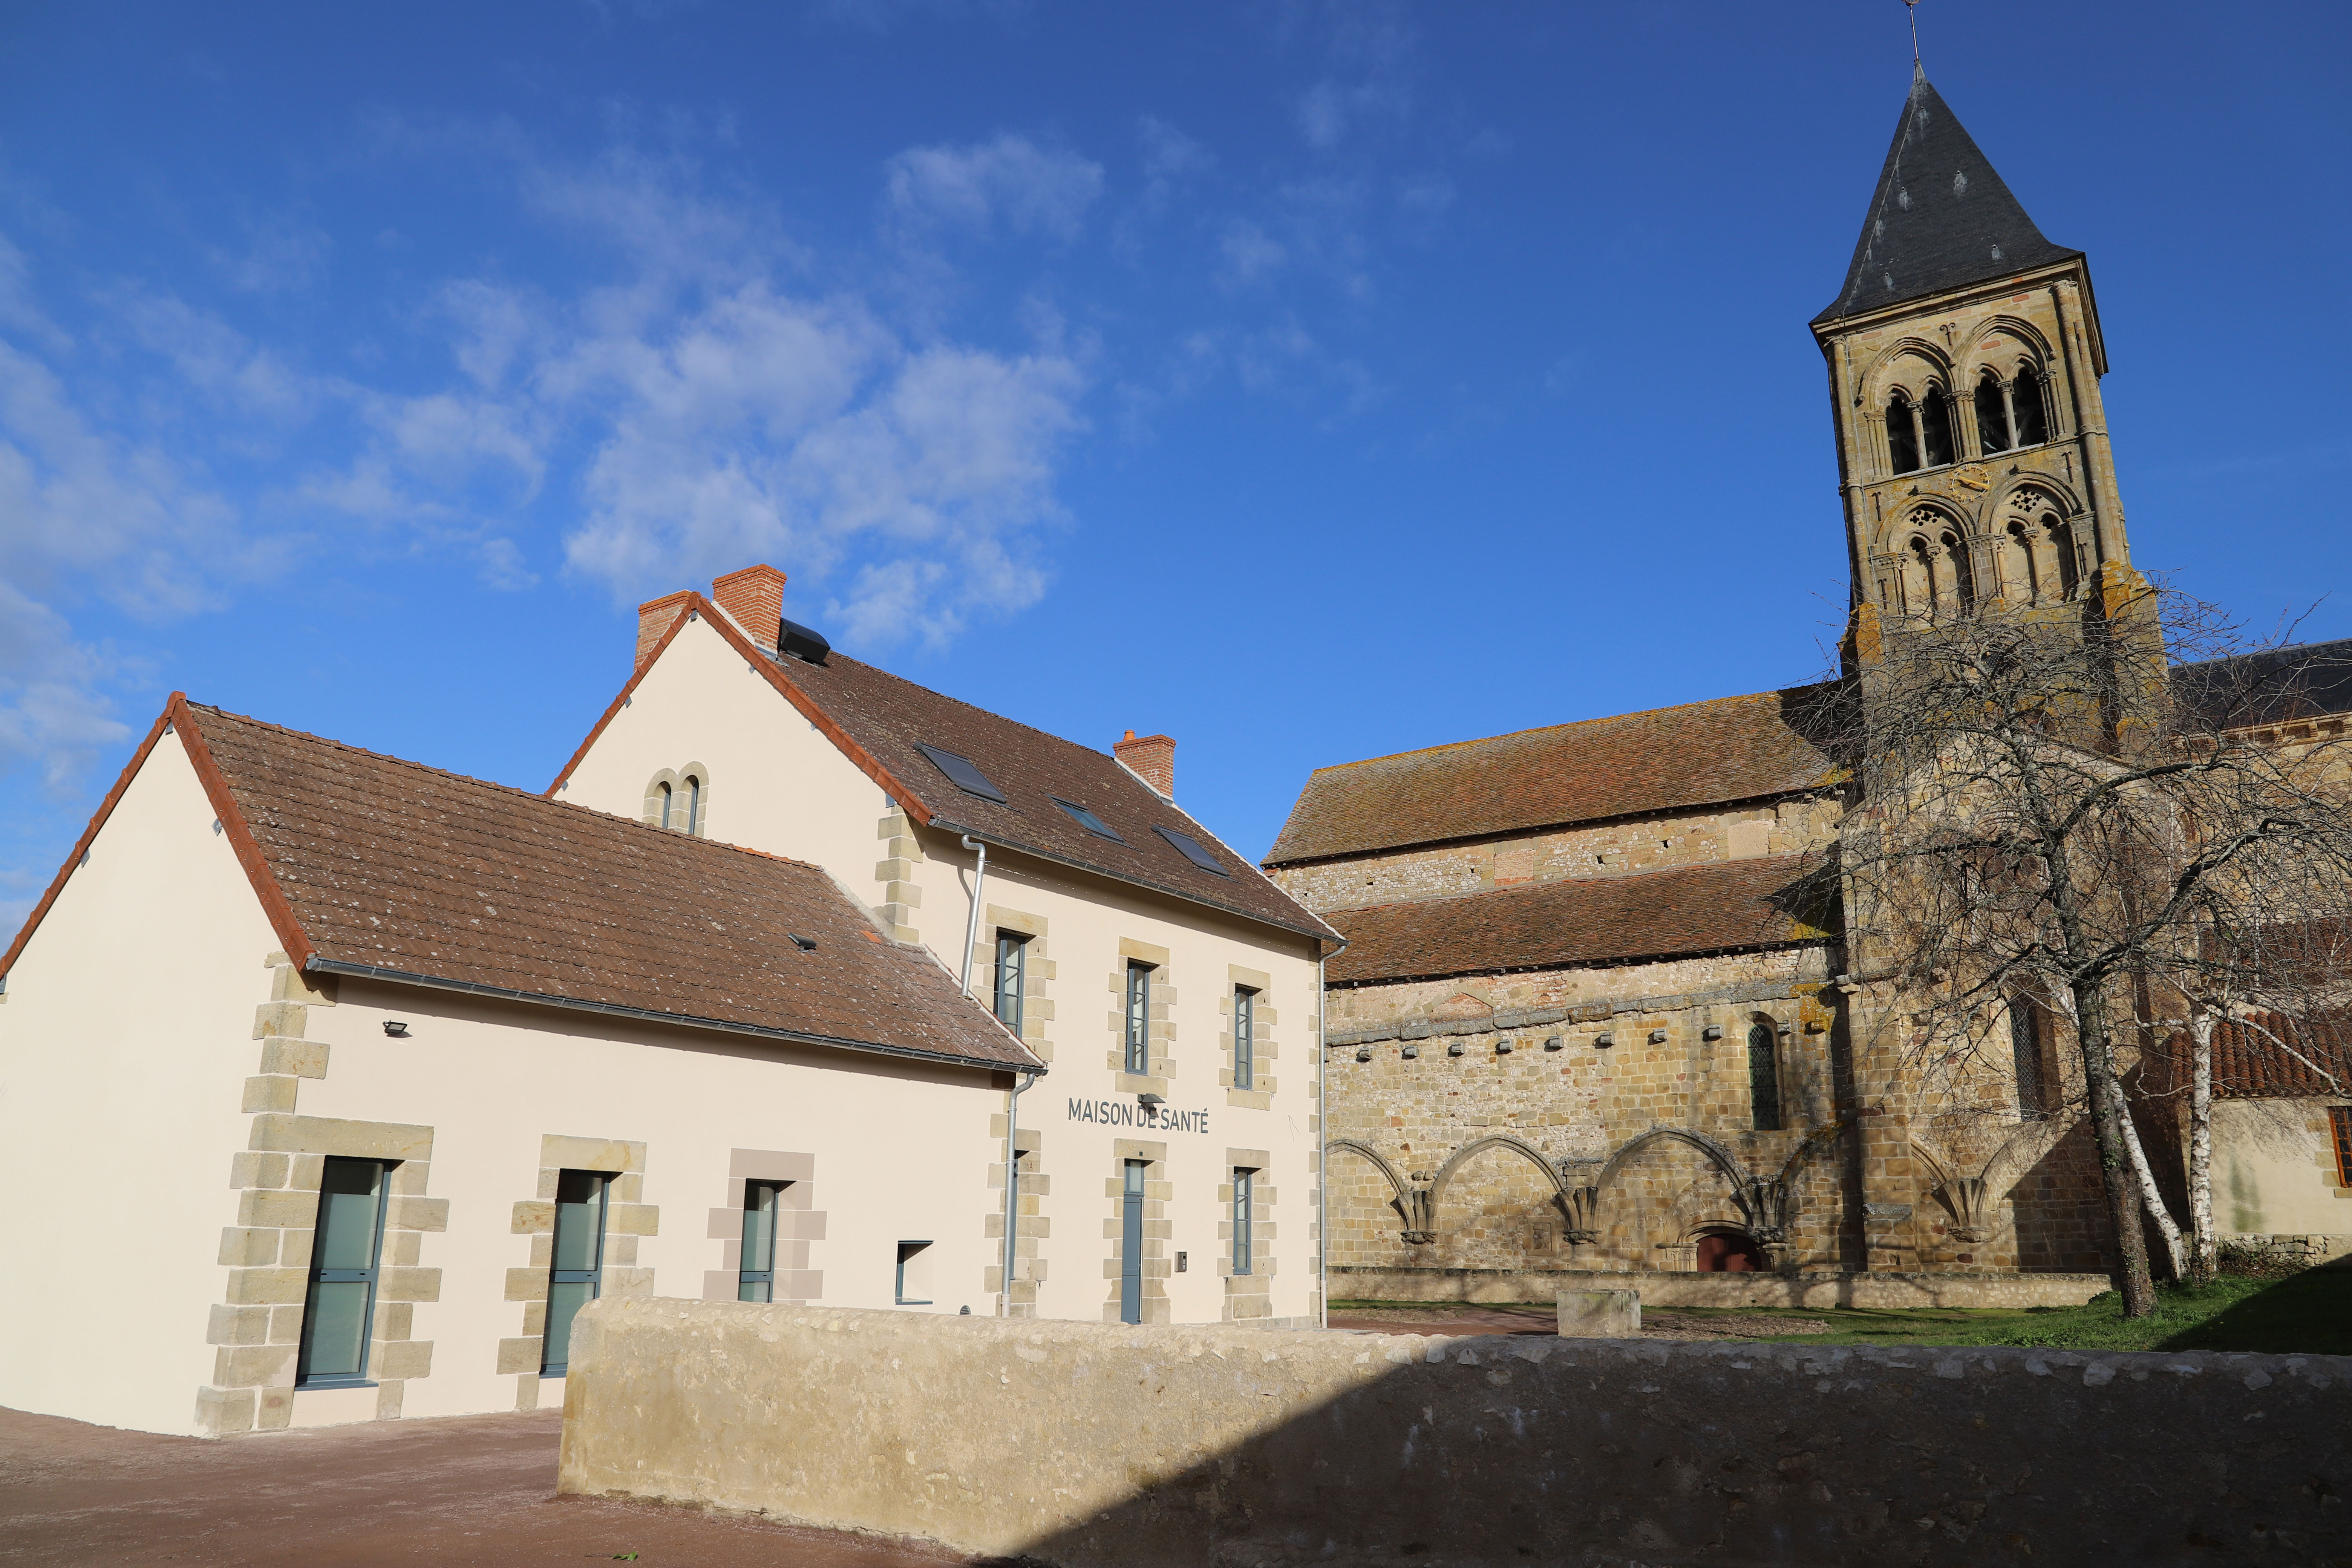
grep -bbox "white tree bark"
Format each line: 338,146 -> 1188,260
2188,1010 -> 2216,1280
2115,1081 -> 2188,1280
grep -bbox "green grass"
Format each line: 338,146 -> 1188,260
1336,1267 -> 2352,1356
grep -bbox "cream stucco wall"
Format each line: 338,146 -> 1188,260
2213,1098 -> 2352,1238
0,733 -> 280,1435
560,617 -> 1328,1326
296,977 -> 1008,1424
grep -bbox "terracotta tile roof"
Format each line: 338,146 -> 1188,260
2146,1011 -> 2352,1101
176,700 -> 1040,1073
1266,685 -> 1842,867
1324,854 -> 1836,986
555,599 -> 1336,946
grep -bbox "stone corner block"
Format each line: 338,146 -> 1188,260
259,1038 -> 331,1079
377,1267 -> 444,1303
497,1337 -> 544,1375
193,1385 -> 256,1438
1557,1288 -> 1642,1338
224,1267 -> 310,1306
389,1196 -> 450,1233
511,1200 -> 556,1234
241,1075 -> 300,1115
539,1135 -> 646,1174
607,1203 -> 660,1237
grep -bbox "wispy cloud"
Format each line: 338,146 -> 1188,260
885,132 -> 1104,242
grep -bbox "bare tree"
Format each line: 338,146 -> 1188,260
1819,580 -> 2352,1317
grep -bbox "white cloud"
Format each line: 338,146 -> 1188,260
1219,220 -> 1288,286
885,133 -> 1104,241
0,580 -> 130,787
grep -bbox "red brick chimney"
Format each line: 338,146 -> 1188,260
1115,729 -> 1176,798
712,564 -> 787,646
635,590 -> 696,671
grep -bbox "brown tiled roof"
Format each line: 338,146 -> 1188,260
2147,1011 -> 2352,1100
166,700 -> 1039,1072
1265,685 -> 1842,867
1325,854 -> 1836,986
553,599 -> 1336,946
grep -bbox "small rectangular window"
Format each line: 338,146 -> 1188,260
2333,1107 -> 2352,1189
994,933 -> 1027,1035
1233,986 -> 1257,1091
1153,825 -> 1228,876
1052,796 -> 1124,842
914,743 -> 1008,804
543,1170 -> 610,1375
297,1158 -> 390,1388
1124,962 -> 1152,1074
1232,1169 -> 1255,1276
896,1240 -> 933,1305
739,1179 -> 785,1303
1747,1023 -> 1783,1133
2010,999 -> 2047,1119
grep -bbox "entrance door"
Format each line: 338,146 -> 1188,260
1119,1159 -> 1146,1323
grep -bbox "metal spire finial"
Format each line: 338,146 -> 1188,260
1905,0 -> 1922,67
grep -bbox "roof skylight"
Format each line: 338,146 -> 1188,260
1051,797 -> 1124,842
1154,826 -> 1229,876
915,743 -> 1007,804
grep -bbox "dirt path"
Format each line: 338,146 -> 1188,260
0,1404 -> 965,1567
1327,1305 -> 1831,1340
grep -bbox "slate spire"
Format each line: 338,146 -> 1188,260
1814,66 -> 2081,325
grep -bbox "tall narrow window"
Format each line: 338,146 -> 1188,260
738,1179 -> 784,1302
684,775 -> 703,836
1920,387 -> 1956,467
2011,369 -> 2049,446
1231,1168 -> 1255,1276
2011,998 -> 2047,1118
1119,1160 -> 1147,1324
1124,962 -> 1152,1075
297,1158 -> 389,1387
1233,986 -> 1257,1091
543,1170 -> 609,1375
1943,529 -> 1976,617
1886,395 -> 1920,474
896,1240 -> 934,1305
2049,518 -> 2081,599
1747,1023 -> 1783,1132
994,933 -> 1027,1035
2333,1107 -> 2352,1188
657,782 -> 673,830
1975,369 -> 2012,453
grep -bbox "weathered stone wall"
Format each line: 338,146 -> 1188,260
559,1298 -> 2352,1567
1272,795 -> 1843,913
1331,1265 -> 2114,1309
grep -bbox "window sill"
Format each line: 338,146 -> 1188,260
294,1377 -> 377,1391
895,1299 -> 933,1306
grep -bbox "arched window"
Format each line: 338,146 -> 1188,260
1886,394 -> 1921,474
1942,528 -> 1976,617
2006,519 -> 2041,603
1975,369 -> 2011,453
657,782 -> 673,830
684,774 -> 703,836
2011,367 -> 2049,446
2010,997 -> 2047,1118
1919,387 -> 1956,467
2047,516 -> 2080,599
1747,1021 -> 1782,1132
1695,1230 -> 1765,1271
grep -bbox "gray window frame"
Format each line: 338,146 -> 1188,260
895,1240 -> 934,1305
738,1178 -> 785,1302
1124,962 -> 1152,1074
994,932 -> 1028,1035
542,1169 -> 611,1376
1233,985 -> 1257,1090
294,1156 -> 392,1390
1119,1160 -> 1147,1324
1747,1023 -> 1783,1133
1231,1168 -> 1255,1276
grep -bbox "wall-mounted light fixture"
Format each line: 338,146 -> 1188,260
1137,1091 -> 1165,1109
382,1021 -> 409,1038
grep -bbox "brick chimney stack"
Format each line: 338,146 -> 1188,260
635,590 -> 695,671
1114,729 -> 1176,798
712,564 -> 788,646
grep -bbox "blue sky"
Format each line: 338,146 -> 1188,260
3,1 -> 2347,928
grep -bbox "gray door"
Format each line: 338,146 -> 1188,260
1119,1159 -> 1146,1324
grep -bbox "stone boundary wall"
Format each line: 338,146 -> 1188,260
1332,1265 -> 2114,1310
558,1300 -> 2349,1567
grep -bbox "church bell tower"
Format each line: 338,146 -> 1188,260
1814,67 -> 2132,633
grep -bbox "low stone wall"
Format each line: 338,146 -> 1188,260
558,1298 -> 2349,1567
1332,1264 -> 2113,1309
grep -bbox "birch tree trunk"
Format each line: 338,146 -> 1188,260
2189,1011 -> 2217,1281
2114,1072 -> 2188,1280
2072,978 -> 2160,1315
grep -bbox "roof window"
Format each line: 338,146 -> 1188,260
1154,826 -> 1228,876
1051,797 -> 1124,842
915,743 -> 1007,804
